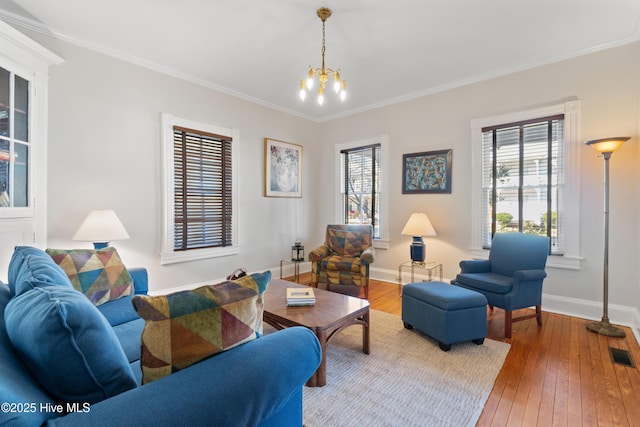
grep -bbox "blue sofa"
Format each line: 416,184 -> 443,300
0,246 -> 321,427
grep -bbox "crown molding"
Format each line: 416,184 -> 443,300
1,8 -> 638,124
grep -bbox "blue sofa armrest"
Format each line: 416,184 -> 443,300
48,327 -> 321,427
459,259 -> 491,274
128,268 -> 148,295
513,269 -> 547,283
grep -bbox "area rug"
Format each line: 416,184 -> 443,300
302,310 -> 511,427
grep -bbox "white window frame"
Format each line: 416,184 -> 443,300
0,20 -> 63,249
160,113 -> 239,265
470,100 -> 582,269
334,134 -> 389,249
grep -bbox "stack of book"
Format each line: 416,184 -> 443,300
286,287 -> 316,306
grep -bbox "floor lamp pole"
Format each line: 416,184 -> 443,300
586,151 -> 625,337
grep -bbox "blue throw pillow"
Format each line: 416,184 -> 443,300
8,246 -> 72,296
4,286 -> 137,404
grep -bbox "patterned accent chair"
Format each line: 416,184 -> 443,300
308,224 -> 376,299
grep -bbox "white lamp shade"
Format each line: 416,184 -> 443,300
73,209 -> 130,243
401,213 -> 436,237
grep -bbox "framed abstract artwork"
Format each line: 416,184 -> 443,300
402,149 -> 452,194
264,138 -> 303,198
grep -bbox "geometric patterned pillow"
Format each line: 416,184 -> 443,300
45,247 -> 133,306
327,228 -> 363,256
131,271 -> 271,384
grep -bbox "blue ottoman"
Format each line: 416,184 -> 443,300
402,281 -> 487,351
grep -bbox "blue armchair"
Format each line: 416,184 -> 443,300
451,232 -> 549,338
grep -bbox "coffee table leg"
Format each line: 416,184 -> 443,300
362,310 -> 370,354
309,329 -> 327,387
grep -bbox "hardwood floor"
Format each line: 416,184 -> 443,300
292,274 -> 640,426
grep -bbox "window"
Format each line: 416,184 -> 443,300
161,114 -> 238,264
470,101 -> 582,269
0,21 -> 62,280
0,67 -> 30,210
335,135 -> 389,248
481,115 -> 563,254
341,144 -> 380,237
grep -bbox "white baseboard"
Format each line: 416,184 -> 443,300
150,264 -> 640,346
371,266 -> 640,345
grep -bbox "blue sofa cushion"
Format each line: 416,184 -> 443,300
112,318 -> 145,364
0,284 -> 58,427
4,286 -> 137,404
8,246 -> 72,296
97,294 -> 141,327
455,272 -> 514,294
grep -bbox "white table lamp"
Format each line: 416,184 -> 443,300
73,209 -> 130,249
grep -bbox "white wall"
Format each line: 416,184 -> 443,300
37,37 -> 320,292
14,27 -> 640,329
318,42 -> 640,326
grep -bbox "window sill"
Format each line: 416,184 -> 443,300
160,245 -> 240,265
373,239 -> 389,250
469,248 -> 582,270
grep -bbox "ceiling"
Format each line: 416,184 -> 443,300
1,0 -> 639,122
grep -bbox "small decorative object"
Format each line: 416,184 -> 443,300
226,268 -> 247,281
73,209 -> 130,249
286,287 -> 315,306
402,149 -> 452,194
585,136 -> 630,338
291,238 -> 304,261
401,213 -> 436,263
264,138 -> 303,198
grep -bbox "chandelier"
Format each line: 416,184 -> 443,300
299,7 -> 346,105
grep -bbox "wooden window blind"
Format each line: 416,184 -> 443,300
340,143 -> 381,239
481,114 -> 564,254
173,125 -> 232,251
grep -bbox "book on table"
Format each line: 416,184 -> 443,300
286,287 -> 316,306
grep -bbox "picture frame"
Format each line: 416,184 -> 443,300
402,149 -> 452,194
264,138 -> 303,198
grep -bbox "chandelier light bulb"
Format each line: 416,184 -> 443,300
318,86 -> 324,105
306,68 -> 315,90
340,80 -> 347,101
333,71 -> 341,93
299,80 -> 306,100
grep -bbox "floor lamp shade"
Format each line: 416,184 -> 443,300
73,209 -> 130,249
584,136 -> 630,337
401,213 -> 436,263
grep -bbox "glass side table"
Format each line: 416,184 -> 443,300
280,259 -> 307,284
397,261 -> 443,295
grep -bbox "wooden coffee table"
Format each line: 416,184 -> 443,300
263,279 -> 370,387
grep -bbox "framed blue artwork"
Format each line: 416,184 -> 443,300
402,149 -> 452,194
264,138 -> 303,198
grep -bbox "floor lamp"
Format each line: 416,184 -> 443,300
585,137 -> 630,338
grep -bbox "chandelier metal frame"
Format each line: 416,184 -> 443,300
299,7 -> 346,104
